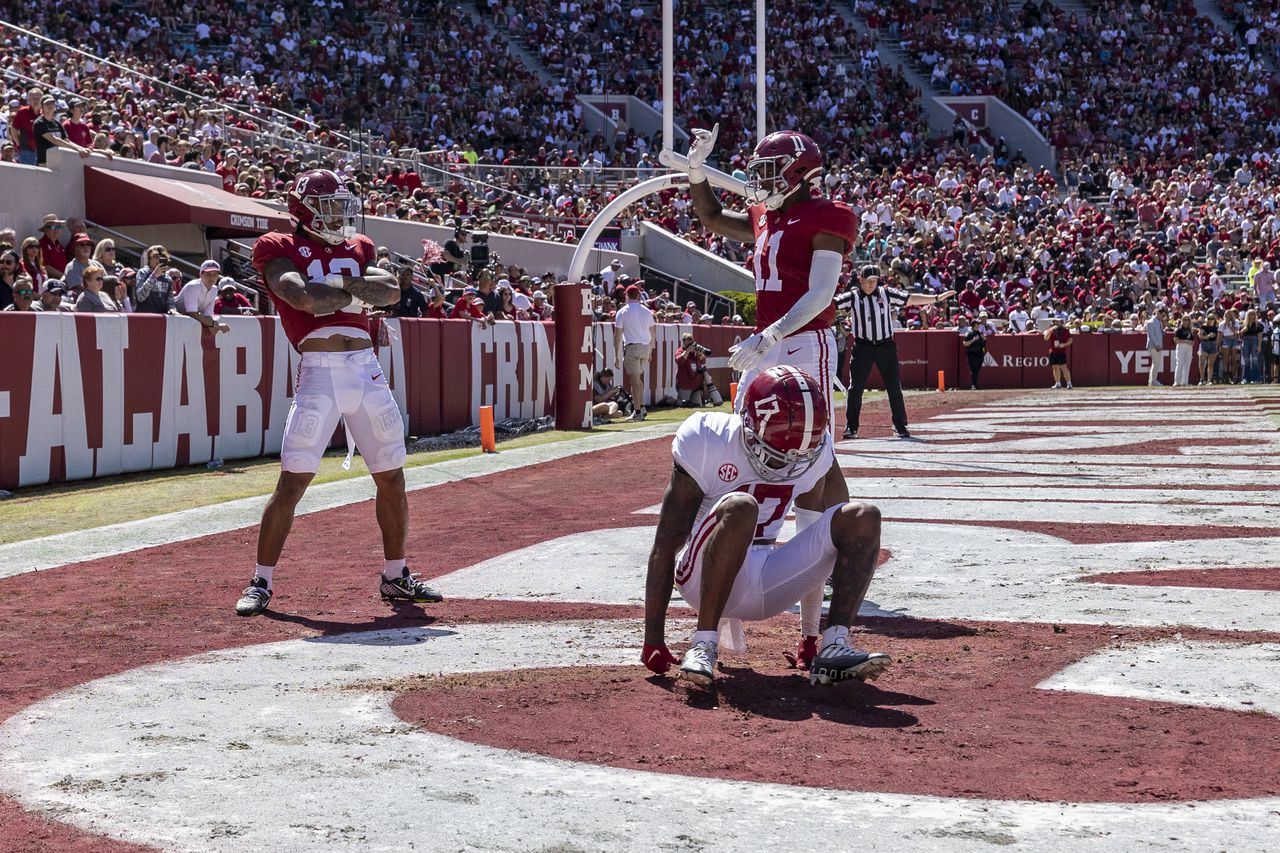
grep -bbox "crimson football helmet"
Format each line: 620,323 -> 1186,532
287,169 -> 360,245
744,131 -> 823,211
740,365 -> 829,481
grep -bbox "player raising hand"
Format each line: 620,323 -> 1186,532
686,126 -> 859,665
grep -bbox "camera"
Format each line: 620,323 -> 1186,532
687,342 -> 711,357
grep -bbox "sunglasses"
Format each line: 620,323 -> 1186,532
15,289 -> 33,296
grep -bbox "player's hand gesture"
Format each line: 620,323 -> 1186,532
686,124 -> 719,181
641,642 -> 679,675
728,328 -> 777,373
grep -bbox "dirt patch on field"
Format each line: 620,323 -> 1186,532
394,617 -> 1280,804
1084,567 -> 1280,591
889,518 -> 1280,543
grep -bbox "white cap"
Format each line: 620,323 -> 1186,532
200,259 -> 221,273
610,259 -> 622,267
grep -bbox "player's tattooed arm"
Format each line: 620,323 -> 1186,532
644,462 -> 705,646
264,257 -> 354,315
688,180 -> 756,244
342,266 -> 401,307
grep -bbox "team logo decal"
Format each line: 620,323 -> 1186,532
298,246 -> 312,258
758,214 -> 767,228
718,463 -> 739,482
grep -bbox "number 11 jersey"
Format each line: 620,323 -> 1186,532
748,197 -> 859,335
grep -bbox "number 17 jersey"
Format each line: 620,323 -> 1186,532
748,197 -> 858,334
673,411 -> 832,542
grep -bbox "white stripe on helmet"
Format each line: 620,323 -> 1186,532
774,365 -> 815,453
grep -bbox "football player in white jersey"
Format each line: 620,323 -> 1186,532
641,366 -> 892,688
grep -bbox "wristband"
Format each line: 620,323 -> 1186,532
687,165 -> 707,185
325,274 -> 346,289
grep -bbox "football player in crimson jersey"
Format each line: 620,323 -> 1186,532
642,366 -> 891,688
686,125 -> 858,669
234,169 -> 444,617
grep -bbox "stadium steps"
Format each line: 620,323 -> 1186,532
470,1 -> 555,87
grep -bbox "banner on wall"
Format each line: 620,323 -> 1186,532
0,318 -> 1180,489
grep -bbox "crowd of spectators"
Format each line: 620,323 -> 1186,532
861,0 -> 1280,162
0,212 -> 257,318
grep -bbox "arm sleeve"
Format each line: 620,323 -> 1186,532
762,249 -> 842,340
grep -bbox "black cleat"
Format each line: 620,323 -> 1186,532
842,428 -> 858,439
380,569 -> 444,603
235,577 -> 272,617
895,428 -> 912,439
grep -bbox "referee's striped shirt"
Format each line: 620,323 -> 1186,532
837,285 -> 910,343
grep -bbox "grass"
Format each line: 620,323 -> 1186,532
0,402 -> 726,545
0,390 -> 860,545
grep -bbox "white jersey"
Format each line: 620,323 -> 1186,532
672,411 -> 832,542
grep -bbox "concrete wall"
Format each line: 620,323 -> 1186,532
578,95 -> 689,148
0,153 -> 637,279
0,150 -> 232,254
637,221 -> 753,292
934,95 -> 1056,172
357,216 -> 639,280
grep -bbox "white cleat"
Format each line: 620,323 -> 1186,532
678,640 -> 717,688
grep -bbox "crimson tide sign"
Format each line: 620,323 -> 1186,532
0,316 -> 746,489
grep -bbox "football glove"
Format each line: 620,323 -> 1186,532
686,123 -> 719,183
783,635 -> 819,670
641,642 -> 679,675
727,327 -> 779,373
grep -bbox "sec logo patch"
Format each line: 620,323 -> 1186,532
718,463 -> 739,482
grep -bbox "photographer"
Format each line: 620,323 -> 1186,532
675,333 -> 724,407
134,244 -> 176,314
433,225 -> 469,279
592,368 -> 628,422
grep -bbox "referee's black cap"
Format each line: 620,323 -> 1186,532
860,264 -> 879,279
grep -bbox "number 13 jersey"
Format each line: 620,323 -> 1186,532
748,198 -> 858,335
253,230 -> 377,349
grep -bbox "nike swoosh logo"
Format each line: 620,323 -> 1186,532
786,347 -> 802,355
372,373 -> 383,381
787,218 -> 802,225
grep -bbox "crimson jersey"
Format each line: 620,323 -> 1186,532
748,198 -> 858,334
253,230 -> 376,348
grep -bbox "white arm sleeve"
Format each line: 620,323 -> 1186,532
763,249 -> 842,341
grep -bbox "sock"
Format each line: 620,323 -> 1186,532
383,558 -> 407,580
794,508 -> 826,636
691,629 -> 719,648
253,564 -> 274,588
821,624 -> 849,648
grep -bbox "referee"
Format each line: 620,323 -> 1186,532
840,265 -> 954,439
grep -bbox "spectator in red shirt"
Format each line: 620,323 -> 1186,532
36,214 -> 68,277
62,100 -> 92,148
425,288 -> 449,319
216,151 -> 239,192
1044,317 -> 1074,389
8,87 -> 40,166
450,287 -> 489,323
214,282 -> 254,315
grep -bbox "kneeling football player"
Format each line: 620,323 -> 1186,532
641,366 -> 891,687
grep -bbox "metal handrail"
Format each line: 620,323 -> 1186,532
639,264 -> 737,319
83,220 -> 202,275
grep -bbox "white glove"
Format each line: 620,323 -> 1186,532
727,327 -> 779,373
686,123 -> 719,183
